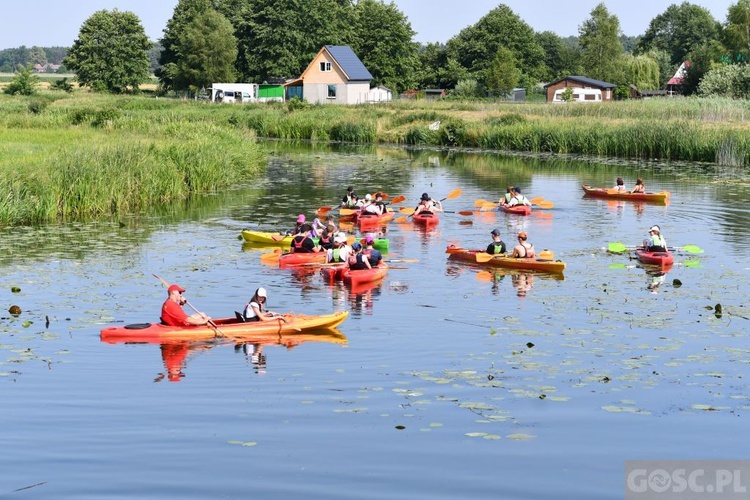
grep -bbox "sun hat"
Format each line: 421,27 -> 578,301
420,193 -> 430,201
168,284 -> 186,294
649,225 -> 660,233
490,228 -> 501,237
257,287 -> 267,298
365,234 -> 374,243
518,231 -> 527,239
334,232 -> 347,244
351,242 -> 362,251
297,214 -> 305,223
365,194 -> 372,201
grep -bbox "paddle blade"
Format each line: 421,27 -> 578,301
270,233 -> 286,242
458,210 -> 474,216
386,258 -> 419,263
152,274 -> 171,288
390,195 -> 405,204
442,189 -> 462,201
535,201 -> 554,209
445,245 -> 464,254
340,208 -> 358,217
529,197 -> 546,204
474,199 -> 494,207
260,250 -> 282,265
399,207 -> 415,215
475,252 -> 494,263
681,244 -> 704,254
607,242 -> 629,254
395,216 -> 408,223
476,271 -> 494,282
316,206 -> 333,216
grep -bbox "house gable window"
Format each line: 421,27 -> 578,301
327,85 -> 337,99
319,61 -> 332,72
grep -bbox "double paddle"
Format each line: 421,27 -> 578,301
152,274 -> 225,337
607,242 -> 704,254
394,189 -> 462,223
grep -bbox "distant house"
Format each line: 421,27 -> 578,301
424,89 -> 446,100
544,76 -> 616,102
285,45 -> 373,105
367,86 -> 392,103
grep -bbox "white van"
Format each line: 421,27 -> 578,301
552,87 -> 602,103
210,84 -> 259,104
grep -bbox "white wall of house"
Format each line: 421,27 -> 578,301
303,82 -> 371,104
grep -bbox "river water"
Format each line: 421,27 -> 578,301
2,143 -> 750,499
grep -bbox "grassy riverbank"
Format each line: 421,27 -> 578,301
0,93 -> 264,225
2,91 -> 748,224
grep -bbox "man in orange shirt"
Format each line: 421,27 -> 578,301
160,284 -> 211,326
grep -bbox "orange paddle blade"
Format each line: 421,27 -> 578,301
316,206 -> 333,216
390,195 -> 405,204
476,271 -> 494,282
340,208 -> 358,217
474,198 -> 494,207
475,252 -> 496,263
270,233 -> 287,242
443,189 -> 462,200
395,216 -> 408,223
535,201 -> 554,209
399,207 -> 415,215
458,210 -> 474,216
260,250 -> 282,265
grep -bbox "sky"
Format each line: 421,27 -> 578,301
0,0 -> 737,49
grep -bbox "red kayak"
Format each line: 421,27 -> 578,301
278,252 -> 327,268
412,212 -> 439,227
499,204 -> 531,216
343,264 -> 388,286
321,264 -> 347,282
635,248 -> 674,266
357,211 -> 395,228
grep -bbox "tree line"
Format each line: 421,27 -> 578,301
8,0 -> 750,99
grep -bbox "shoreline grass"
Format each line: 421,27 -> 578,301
2,91 -> 747,225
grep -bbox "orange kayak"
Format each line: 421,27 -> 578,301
100,311 -> 350,343
413,212 -> 439,227
446,245 -> 566,274
499,204 -> 531,215
343,264 -> 388,286
581,184 -> 670,203
278,252 -> 327,268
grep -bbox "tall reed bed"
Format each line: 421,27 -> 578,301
0,94 -> 264,225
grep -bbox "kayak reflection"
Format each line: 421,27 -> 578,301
644,263 -> 673,294
471,267 -> 564,297
105,328 -> 348,382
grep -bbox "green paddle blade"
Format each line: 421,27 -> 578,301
683,260 -> 703,268
607,242 -> 628,253
681,244 -> 704,254
608,263 -> 628,269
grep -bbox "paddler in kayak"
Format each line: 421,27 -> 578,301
341,186 -> 357,208
642,225 -> 667,252
290,224 -> 322,253
160,284 -> 212,327
631,178 -> 645,193
412,192 -> 443,217
348,242 -> 372,270
327,232 -> 351,263
363,234 -> 383,266
507,187 -> 532,207
317,223 -> 336,250
511,231 -> 535,258
499,186 -> 514,207
242,287 -> 284,322
613,177 -> 627,192
363,192 -> 387,216
288,214 -> 305,236
486,228 -> 507,254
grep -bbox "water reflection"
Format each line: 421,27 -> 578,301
643,263 -> 673,294
107,329 -> 347,382
327,278 -> 384,316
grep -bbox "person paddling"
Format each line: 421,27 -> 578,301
486,228 -> 507,255
643,225 -> 667,252
499,186 -> 514,207
290,224 -> 322,253
413,192 -> 443,217
613,177 -> 626,192
511,232 -> 535,258
363,234 -> 382,267
508,187 -> 532,207
341,186 -> 357,208
327,232 -> 351,263
160,284 -> 211,326
348,242 -> 372,270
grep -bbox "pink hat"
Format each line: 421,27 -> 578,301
297,214 -> 305,223
365,235 -> 374,243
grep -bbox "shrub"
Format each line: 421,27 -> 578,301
50,78 -> 74,93
3,65 -> 39,96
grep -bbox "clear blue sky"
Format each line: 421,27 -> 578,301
0,0 -> 736,49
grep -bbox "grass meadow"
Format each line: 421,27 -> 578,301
2,88 -> 748,225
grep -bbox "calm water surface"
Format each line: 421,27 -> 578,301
2,144 -> 750,499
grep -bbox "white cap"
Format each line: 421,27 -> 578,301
365,193 -> 372,201
649,225 -> 660,233
257,287 -> 267,297
334,232 -> 347,244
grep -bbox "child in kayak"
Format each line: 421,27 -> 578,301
508,187 -> 532,207
643,225 -> 667,252
613,177 -> 626,192
413,193 -> 443,217
327,233 -> 351,263
631,178 -> 645,193
290,224 -> 322,253
243,287 -> 283,322
348,242 -> 372,270
499,186 -> 514,207
363,235 -> 382,267
341,186 -> 357,208
486,228 -> 507,254
511,232 -> 535,258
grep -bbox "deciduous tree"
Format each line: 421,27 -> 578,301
637,2 -> 720,66
725,0 -> 750,61
578,3 -> 625,83
485,46 -> 520,96
64,9 -> 150,93
3,65 -> 39,96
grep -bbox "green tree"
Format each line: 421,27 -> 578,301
623,54 -> 661,90
536,31 -> 582,81
351,0 -> 418,93
642,48 -> 674,87
170,9 -> 238,91
451,78 -> 483,98
682,40 -> 726,94
64,9 -> 150,93
28,46 -> 47,66
637,2 -> 720,66
485,46 -> 520,96
222,0 -> 356,82
3,65 -> 40,95
157,0 -> 215,91
445,5 -> 546,82
415,42 -> 468,90
578,3 -> 625,82
725,0 -> 750,61
698,63 -> 750,97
